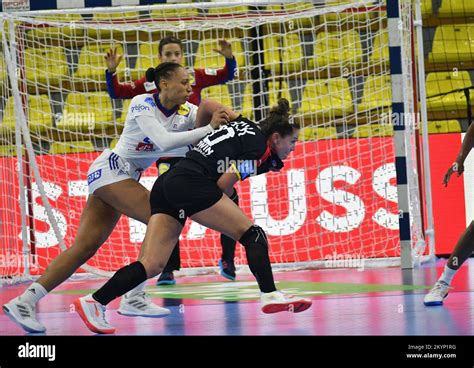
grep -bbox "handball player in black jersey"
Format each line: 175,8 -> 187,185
74,99 -> 312,334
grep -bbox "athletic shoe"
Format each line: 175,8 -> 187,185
118,291 -> 171,317
2,297 -> 46,333
261,290 -> 312,314
218,259 -> 236,281
423,280 -> 451,306
156,271 -> 176,286
73,294 -> 115,334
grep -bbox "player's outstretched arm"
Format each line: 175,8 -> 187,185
136,113 -> 224,151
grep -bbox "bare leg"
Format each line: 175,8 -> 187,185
447,221 -> 474,270
37,179 -> 151,292
91,196 -> 252,305
190,195 -> 253,241
138,214 -> 183,278
37,195 -> 121,291
423,222 -> 474,306
191,196 -> 276,293
91,213 -> 182,305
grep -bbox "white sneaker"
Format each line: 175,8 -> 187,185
73,294 -> 115,334
2,297 -> 46,333
424,280 -> 452,306
118,291 -> 170,317
261,290 -> 312,314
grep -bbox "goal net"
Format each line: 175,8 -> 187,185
0,0 -> 427,283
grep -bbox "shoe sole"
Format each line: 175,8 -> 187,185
2,305 -> 46,333
262,300 -> 312,314
156,280 -> 176,286
73,299 -> 115,334
424,300 -> 444,306
218,260 -> 236,281
424,292 -> 448,307
220,271 -> 236,281
117,309 -> 171,318
117,305 -> 171,317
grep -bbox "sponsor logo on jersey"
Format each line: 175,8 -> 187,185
204,68 -> 217,76
158,162 -> 171,176
144,96 -> 157,107
136,137 -> 154,152
131,104 -> 151,113
144,81 -> 157,92
87,169 -> 102,185
177,104 -> 190,116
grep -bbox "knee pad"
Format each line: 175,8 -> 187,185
239,225 -> 268,249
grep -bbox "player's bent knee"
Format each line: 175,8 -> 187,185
239,225 -> 269,249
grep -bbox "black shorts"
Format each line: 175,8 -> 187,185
156,157 -> 182,176
150,164 -> 223,226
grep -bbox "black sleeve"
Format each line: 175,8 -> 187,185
231,121 -> 267,181
236,121 -> 267,160
256,151 -> 284,175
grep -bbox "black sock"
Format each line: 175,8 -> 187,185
93,261 -> 147,305
221,234 -> 236,261
221,189 -> 238,261
239,225 -> 276,293
163,241 -> 181,272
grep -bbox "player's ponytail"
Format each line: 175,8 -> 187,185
259,98 -> 299,138
270,98 -> 290,117
147,62 -> 183,91
145,67 -> 156,83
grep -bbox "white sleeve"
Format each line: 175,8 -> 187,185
136,114 -> 214,151
128,95 -> 156,119
187,103 -> 198,129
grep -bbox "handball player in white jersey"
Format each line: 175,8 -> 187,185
2,62 -> 229,333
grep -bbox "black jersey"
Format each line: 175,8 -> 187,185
182,117 -> 282,181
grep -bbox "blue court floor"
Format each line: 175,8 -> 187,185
1,258 -> 473,335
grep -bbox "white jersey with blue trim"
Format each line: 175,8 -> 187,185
113,93 -> 199,170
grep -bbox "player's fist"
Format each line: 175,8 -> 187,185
210,108 -> 230,129
104,48 -> 123,73
443,160 -> 464,187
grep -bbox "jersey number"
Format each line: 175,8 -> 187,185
202,125 -> 235,147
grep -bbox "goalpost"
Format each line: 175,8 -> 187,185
0,0 -> 433,283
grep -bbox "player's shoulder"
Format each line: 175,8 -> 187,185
130,93 -> 155,105
129,94 -> 156,114
231,116 -> 262,134
176,101 -> 198,118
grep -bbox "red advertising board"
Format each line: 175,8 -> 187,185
0,134 -> 466,275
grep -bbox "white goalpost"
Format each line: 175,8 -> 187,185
0,0 -> 433,283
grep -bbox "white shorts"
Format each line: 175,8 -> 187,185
87,149 -> 144,194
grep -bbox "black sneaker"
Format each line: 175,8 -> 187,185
218,259 -> 236,281
156,271 -> 176,286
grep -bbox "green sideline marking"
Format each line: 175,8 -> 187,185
52,280 -> 429,302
